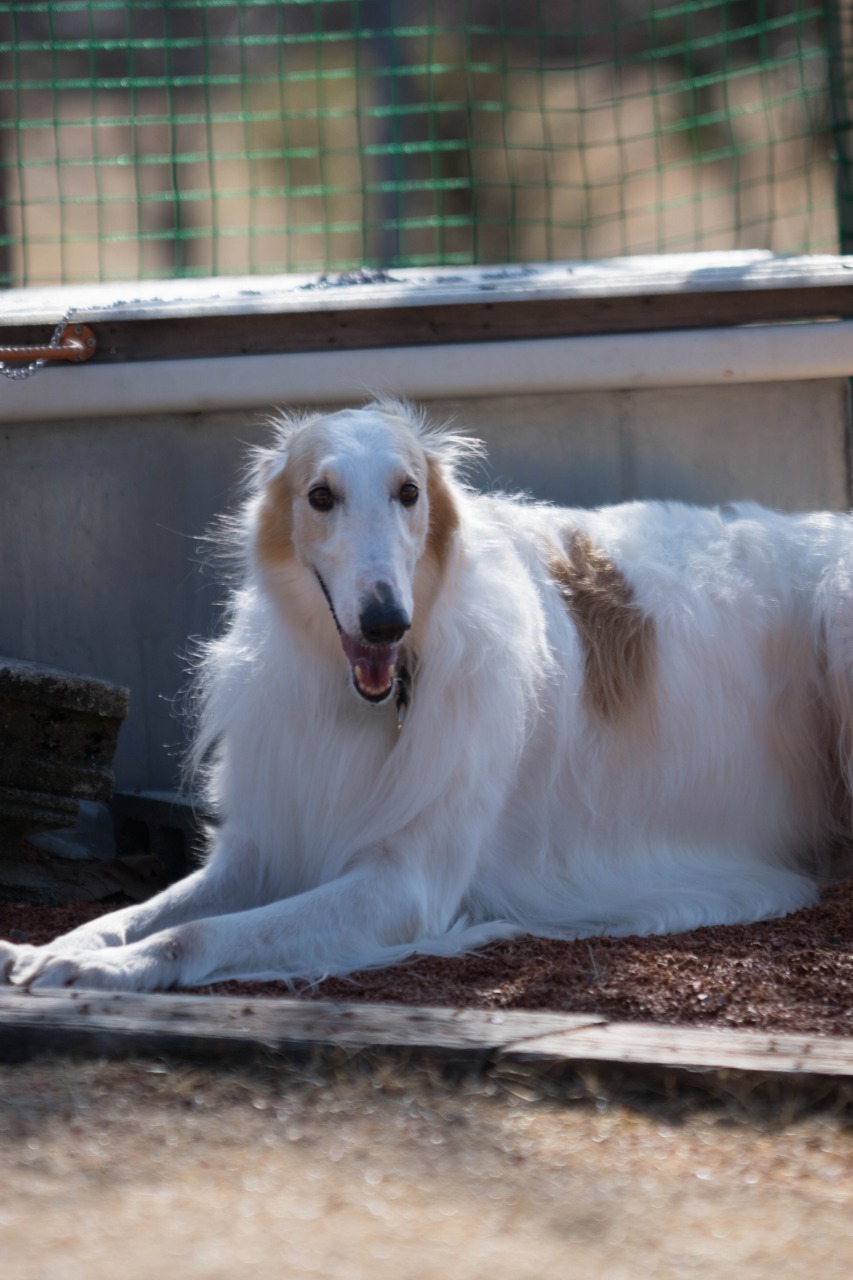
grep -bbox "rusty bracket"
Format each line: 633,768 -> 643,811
0,323 -> 97,365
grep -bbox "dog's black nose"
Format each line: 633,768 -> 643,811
359,587 -> 411,645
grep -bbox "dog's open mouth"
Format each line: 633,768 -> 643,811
340,633 -> 400,703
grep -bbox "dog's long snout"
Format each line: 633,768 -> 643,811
359,583 -> 411,645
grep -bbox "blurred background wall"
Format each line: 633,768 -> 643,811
1,0 -> 850,287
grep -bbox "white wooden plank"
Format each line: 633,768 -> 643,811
1,990 -> 852,1077
6,323 -> 853,426
0,990 -> 600,1052
510,1023 -> 853,1077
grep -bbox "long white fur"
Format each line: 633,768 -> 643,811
3,399 -> 853,991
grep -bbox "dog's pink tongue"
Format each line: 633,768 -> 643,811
340,634 -> 399,700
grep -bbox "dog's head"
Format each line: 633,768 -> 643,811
252,399 -> 468,706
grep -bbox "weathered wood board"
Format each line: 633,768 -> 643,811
2,989 -> 853,1079
5,255 -> 853,361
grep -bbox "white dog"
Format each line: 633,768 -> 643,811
3,398 -> 852,991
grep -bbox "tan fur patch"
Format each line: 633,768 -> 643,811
255,466 -> 295,566
425,455 -> 459,569
548,529 -> 655,723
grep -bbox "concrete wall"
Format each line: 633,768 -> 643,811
1,378 -> 849,790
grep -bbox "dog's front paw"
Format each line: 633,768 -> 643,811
10,936 -> 186,992
10,946 -> 146,992
8,946 -> 82,990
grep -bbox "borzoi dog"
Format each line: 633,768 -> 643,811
3,398 -> 852,991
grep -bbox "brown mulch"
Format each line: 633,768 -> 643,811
3,880 -> 853,1037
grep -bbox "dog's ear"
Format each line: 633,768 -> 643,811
425,453 -> 460,569
250,409 -> 318,492
255,463 -> 295,566
249,450 -> 288,499
417,418 -> 484,482
250,412 -> 310,566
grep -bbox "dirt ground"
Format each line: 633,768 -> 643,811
3,879 -> 853,1036
4,886 -> 853,1277
2,1054 -> 853,1280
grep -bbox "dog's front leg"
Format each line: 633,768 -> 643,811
1,841 -> 266,987
4,849 -> 469,991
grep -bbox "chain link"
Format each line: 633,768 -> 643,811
0,309 -> 76,380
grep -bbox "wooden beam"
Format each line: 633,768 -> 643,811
7,289 -> 853,364
1,989 -> 852,1079
4,255 -> 853,363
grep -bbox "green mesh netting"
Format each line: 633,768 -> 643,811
0,0 -> 846,286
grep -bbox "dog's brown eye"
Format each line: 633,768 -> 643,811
308,486 -> 335,512
399,482 -> 419,508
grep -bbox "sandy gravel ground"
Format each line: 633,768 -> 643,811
2,1055 -> 853,1280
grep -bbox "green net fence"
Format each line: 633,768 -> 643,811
0,0 -> 848,287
